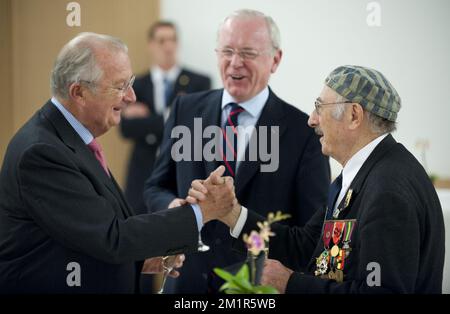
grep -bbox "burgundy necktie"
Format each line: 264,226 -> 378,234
87,139 -> 110,177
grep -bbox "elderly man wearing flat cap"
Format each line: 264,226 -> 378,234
187,65 -> 445,293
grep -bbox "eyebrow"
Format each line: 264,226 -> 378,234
316,97 -> 323,103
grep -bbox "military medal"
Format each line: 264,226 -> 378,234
331,221 -> 345,257
315,222 -> 334,276
335,269 -> 344,282
342,220 -> 355,256
344,189 -> 353,208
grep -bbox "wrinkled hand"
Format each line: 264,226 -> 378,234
168,198 -> 187,209
122,102 -> 150,118
261,259 -> 294,294
186,166 -> 238,224
186,167 -> 241,228
141,254 -> 185,278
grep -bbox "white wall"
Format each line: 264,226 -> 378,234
162,0 -> 450,179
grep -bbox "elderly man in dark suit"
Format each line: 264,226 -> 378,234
190,65 -> 445,293
0,32 -> 234,294
120,21 -> 211,216
144,9 -> 330,293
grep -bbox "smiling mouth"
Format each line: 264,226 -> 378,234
113,106 -> 122,112
230,74 -> 245,81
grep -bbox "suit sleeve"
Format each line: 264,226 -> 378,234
18,143 -> 199,264
233,207 -> 325,271
143,96 -> 181,212
286,191 -> 420,293
293,130 -> 330,226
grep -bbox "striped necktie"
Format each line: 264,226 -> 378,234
221,103 -> 245,177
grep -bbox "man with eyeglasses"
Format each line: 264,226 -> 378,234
189,65 -> 445,293
144,9 -> 330,293
0,32 -> 235,293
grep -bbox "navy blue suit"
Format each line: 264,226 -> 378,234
144,88 -> 330,293
120,69 -> 211,215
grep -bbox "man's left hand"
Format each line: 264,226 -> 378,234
261,259 -> 294,294
141,254 -> 185,278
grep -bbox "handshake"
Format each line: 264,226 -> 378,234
168,165 -> 242,229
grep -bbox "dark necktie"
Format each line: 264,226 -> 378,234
326,173 -> 342,219
163,77 -> 173,107
87,139 -> 110,177
221,103 -> 245,177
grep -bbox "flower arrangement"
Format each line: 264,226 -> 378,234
213,211 -> 290,294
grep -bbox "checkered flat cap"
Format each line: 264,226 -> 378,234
325,65 -> 401,122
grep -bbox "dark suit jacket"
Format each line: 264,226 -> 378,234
237,135 -> 445,293
120,68 -> 211,214
144,88 -> 330,293
0,101 -> 199,294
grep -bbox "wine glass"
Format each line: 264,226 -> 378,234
197,234 -> 210,252
157,255 -> 177,294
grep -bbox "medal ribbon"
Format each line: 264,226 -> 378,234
332,221 -> 345,245
343,220 -> 355,243
322,221 -> 334,248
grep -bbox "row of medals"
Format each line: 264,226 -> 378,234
314,234 -> 351,283
315,190 -> 355,283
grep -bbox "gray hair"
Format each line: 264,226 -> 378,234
50,32 -> 128,99
332,94 -> 396,134
217,9 -> 281,52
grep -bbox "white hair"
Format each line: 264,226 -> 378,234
217,9 -> 281,52
50,32 -> 128,99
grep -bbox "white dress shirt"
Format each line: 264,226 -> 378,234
220,87 -> 269,238
150,65 -> 181,116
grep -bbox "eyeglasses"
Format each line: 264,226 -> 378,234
215,47 -> 270,61
81,75 -> 135,96
314,99 -> 352,115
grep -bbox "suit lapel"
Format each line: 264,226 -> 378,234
235,89 -> 288,195
200,90 -> 223,177
338,134 -> 397,216
41,101 -> 132,218
172,69 -> 189,102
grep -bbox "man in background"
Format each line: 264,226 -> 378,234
120,21 -> 211,215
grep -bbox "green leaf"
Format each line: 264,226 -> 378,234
213,267 -> 234,282
233,276 -> 253,292
236,264 -> 249,280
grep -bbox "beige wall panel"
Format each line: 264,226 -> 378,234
7,0 -> 159,186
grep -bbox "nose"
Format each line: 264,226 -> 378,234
308,109 -> 319,128
124,85 -> 136,103
229,52 -> 244,67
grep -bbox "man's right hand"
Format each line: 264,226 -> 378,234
186,166 -> 241,226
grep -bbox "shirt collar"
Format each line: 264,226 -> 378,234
151,65 -> 181,82
51,97 -> 94,145
341,133 -> 389,190
221,86 -> 269,118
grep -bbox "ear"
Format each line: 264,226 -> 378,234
348,103 -> 364,130
270,49 -> 282,73
68,82 -> 86,106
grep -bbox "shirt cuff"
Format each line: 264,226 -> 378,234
190,204 -> 203,232
230,206 -> 248,238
